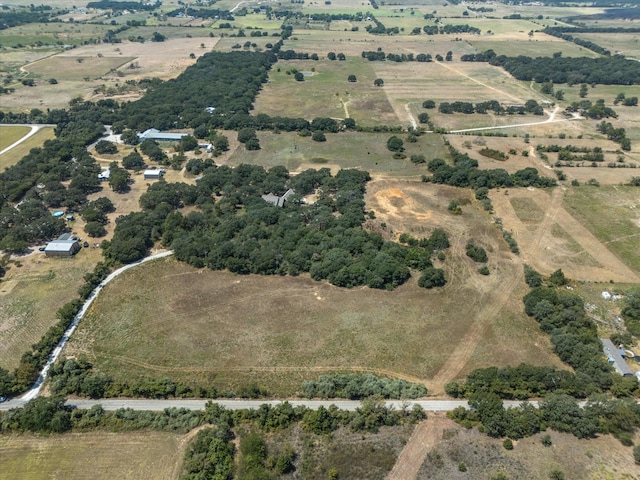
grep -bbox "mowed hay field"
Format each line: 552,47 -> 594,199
68,181 -> 563,395
0,431 -> 183,480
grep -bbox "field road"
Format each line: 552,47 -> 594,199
0,124 -> 54,156
0,397 -> 539,412
19,251 -> 175,402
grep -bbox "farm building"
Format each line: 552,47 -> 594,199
144,169 -> 166,180
44,233 -> 80,257
601,338 -> 634,377
261,189 -> 294,207
138,128 -> 189,142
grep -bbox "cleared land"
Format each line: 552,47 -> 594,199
0,431 -> 183,480
0,125 -> 30,151
490,187 -> 640,284
68,181 -> 563,395
415,414 -> 640,479
563,186 -> 640,277
0,247 -> 102,369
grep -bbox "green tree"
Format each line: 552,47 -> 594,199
386,136 -> 404,152
422,100 -> 436,109
374,78 -> 384,87
347,74 -> 357,82
549,269 -> 568,286
95,140 -> 117,154
312,131 -> 326,142
294,71 -> 305,81
634,445 -> 640,464
152,31 -> 166,42
418,267 -> 446,288
120,129 -> 139,145
237,128 -> 257,144
107,162 -> 130,193
122,150 -> 145,170
180,134 -> 198,151
579,83 -> 588,98
524,264 -> 543,287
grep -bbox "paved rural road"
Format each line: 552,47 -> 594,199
19,250 -> 175,402
0,124 -> 54,155
0,397 -> 537,412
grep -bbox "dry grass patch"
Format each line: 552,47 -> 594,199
25,56 -> 134,81
0,126 -> 31,151
0,127 -> 55,171
0,246 -> 102,369
68,181 -> 561,395
415,417 -> 640,480
0,431 -> 183,480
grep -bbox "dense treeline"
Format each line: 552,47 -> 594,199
450,392 -> 640,443
0,9 -> 57,29
622,288 -> 640,337
86,1 -> 159,11
422,147 -> 556,189
542,28 -> 611,56
153,166 -> 446,290
439,99 -> 543,115
166,7 -> 234,20
301,373 -> 427,399
461,49 -> 640,85
523,286 -> 614,390
361,50 -> 437,62
422,24 -> 480,35
119,51 -> 275,131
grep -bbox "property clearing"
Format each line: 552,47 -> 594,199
0,125 -> 31,151
67,181 -> 563,395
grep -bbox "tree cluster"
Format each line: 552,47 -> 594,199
461,50 -> 640,85
301,373 -> 427,399
422,147 -> 556,189
439,99 -> 543,115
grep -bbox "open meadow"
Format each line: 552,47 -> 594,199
0,127 -> 55,171
223,131 -> 447,177
0,431 -> 184,480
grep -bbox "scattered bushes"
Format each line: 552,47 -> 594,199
301,373 -> 427,399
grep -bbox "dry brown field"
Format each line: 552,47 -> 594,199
67,180 -> 563,396
0,431 -> 184,480
1,38 -> 219,111
413,414 -> 640,480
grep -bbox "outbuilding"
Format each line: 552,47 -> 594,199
44,233 -> 80,257
144,169 -> 165,180
601,338 -> 634,377
138,128 -> 189,142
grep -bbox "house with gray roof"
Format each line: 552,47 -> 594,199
601,338 -> 634,377
261,188 -> 294,207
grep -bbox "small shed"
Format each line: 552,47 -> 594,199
98,168 -> 110,181
261,188 -> 294,207
44,233 -> 80,257
144,169 -> 165,180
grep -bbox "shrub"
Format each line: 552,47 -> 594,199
466,240 -> 488,263
541,434 -> 552,447
503,438 -> 514,450
418,267 -> 447,289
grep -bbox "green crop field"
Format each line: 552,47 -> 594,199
0,431 -> 183,480
0,126 -> 30,151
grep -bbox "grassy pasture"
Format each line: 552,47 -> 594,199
0,431 -> 183,480
26,56 -> 134,81
0,247 -> 102,370
0,127 -> 55,172
569,32 -> 640,59
0,23 -> 112,47
224,131 -> 446,177
0,126 -> 30,151
68,182 -> 562,395
255,58 -> 398,126
468,38 -> 598,57
563,186 -> 640,276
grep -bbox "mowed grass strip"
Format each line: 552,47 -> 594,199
563,186 -> 640,275
0,126 -> 31,151
0,431 -> 182,480
0,127 -> 55,171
